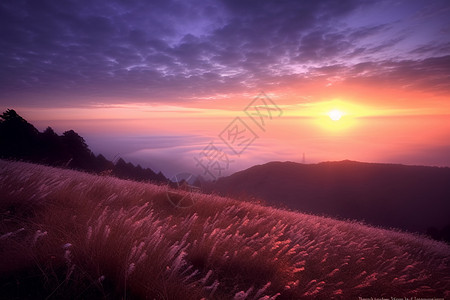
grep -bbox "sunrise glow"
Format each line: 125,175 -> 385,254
328,109 -> 343,121
0,0 -> 449,176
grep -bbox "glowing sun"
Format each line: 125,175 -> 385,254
328,109 -> 343,121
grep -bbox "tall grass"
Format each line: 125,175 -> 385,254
0,160 -> 449,299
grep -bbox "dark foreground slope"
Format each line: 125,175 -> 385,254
210,161 -> 450,235
1,160 -> 449,299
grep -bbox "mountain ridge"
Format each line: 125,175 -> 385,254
209,160 -> 450,239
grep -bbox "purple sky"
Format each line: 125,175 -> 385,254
1,0 -> 449,106
1,0 -> 449,177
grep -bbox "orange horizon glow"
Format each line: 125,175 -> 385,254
3,79 -> 450,175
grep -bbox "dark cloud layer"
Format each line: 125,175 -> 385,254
0,0 -> 449,106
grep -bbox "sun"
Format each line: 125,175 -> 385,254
328,109 -> 343,121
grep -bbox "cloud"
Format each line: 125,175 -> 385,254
0,0 -> 449,107
346,55 -> 450,93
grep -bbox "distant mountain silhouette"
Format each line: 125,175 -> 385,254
209,160 -> 450,241
0,109 -> 167,183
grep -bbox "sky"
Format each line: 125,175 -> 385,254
0,0 -> 449,178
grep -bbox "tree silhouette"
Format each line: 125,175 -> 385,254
0,109 -> 168,183
39,127 -> 65,164
0,109 -> 40,160
94,154 -> 114,173
61,130 -> 96,171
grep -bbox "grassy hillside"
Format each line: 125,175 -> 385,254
1,160 -> 449,299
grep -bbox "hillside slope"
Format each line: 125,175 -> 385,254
210,160 -> 450,235
0,160 -> 449,299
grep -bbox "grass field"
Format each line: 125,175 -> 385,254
0,160 -> 449,299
